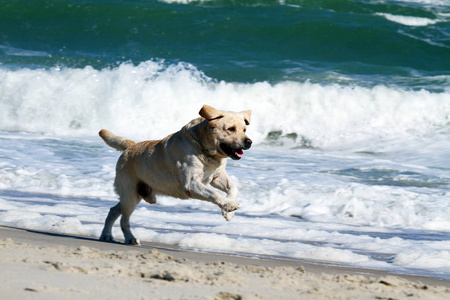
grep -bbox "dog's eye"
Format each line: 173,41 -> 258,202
227,126 -> 236,132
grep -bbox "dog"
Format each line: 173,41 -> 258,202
99,105 -> 252,245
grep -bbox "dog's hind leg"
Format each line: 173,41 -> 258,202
120,192 -> 142,245
116,182 -> 154,245
99,203 -> 122,242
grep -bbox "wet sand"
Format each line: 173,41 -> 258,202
1,226 -> 449,300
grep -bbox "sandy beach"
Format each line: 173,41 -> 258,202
0,226 -> 449,300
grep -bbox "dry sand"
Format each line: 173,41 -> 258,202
0,226 -> 449,300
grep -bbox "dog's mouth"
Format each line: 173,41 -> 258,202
220,143 -> 245,160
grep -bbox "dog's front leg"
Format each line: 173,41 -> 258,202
211,171 -> 238,200
210,171 -> 239,221
183,176 -> 239,218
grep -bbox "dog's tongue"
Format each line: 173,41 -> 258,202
233,148 -> 244,158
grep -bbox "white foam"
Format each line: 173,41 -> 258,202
1,62 -> 449,150
390,0 -> 450,6
375,13 -> 438,26
0,45 -> 49,57
394,250 -> 450,270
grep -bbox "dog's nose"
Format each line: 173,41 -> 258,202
244,138 -> 252,150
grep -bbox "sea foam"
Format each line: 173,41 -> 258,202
0,61 -> 449,149
375,13 -> 439,26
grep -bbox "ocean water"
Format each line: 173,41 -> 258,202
1,0 -> 450,279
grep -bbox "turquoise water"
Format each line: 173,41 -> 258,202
1,0 -> 449,88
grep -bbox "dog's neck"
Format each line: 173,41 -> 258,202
182,118 -> 227,167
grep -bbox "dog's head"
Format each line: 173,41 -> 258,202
199,104 -> 252,160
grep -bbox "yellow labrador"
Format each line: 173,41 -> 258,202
99,105 -> 252,245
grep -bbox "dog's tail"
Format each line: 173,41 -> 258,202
99,129 -> 136,151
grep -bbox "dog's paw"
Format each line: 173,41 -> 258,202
99,234 -> 114,243
222,210 -> 235,221
125,237 -> 141,246
221,201 -> 239,213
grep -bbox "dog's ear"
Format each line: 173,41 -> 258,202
199,105 -> 224,121
241,110 -> 251,125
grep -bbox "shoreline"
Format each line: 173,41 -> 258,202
1,226 -> 449,299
